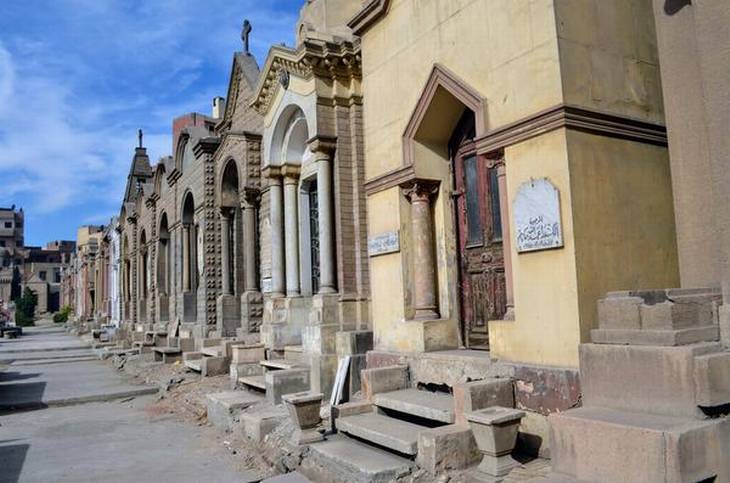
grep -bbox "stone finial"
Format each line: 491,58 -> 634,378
241,19 -> 252,54
138,129 -> 143,148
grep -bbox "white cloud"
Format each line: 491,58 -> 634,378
0,0 -> 297,225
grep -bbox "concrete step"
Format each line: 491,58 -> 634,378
260,359 -> 300,371
201,346 -> 223,357
373,388 -> 454,423
336,412 -> 425,455
184,359 -> 202,372
239,375 -> 266,391
305,435 -> 412,483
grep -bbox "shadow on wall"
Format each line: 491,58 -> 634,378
0,442 -> 29,483
665,0 -> 692,15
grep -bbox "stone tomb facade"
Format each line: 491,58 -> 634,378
352,0 -> 679,453
114,37 -> 266,344
251,0 -> 371,396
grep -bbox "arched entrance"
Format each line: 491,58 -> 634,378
157,213 -> 170,321
122,235 -> 130,321
181,191 -> 198,323
401,64 -> 512,350
139,229 -> 148,322
220,160 -> 240,296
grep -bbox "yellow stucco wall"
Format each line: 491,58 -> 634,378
361,0 -> 677,366
362,0 -> 563,354
555,0 -> 664,123
362,0 -> 563,180
568,130 -> 679,342
490,129 -> 582,367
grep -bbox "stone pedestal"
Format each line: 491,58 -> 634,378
302,294 -> 341,398
240,290 -> 263,334
546,288 -> 730,482
282,391 -> 324,445
216,294 -> 240,338
261,296 -> 310,350
466,407 -> 525,481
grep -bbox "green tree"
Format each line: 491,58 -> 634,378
15,287 -> 38,327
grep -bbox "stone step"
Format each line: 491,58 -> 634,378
373,388 -> 455,423
550,406 -> 723,483
305,435 -> 412,482
336,412 -> 426,455
284,345 -> 304,362
239,375 -> 266,391
260,359 -> 300,371
184,359 -> 202,372
201,346 -> 223,357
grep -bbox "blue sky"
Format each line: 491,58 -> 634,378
0,0 -> 300,246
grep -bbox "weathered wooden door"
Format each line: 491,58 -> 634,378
451,115 -> 507,349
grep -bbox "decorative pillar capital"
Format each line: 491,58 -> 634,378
307,135 -> 337,159
402,179 -> 440,204
281,163 -> 301,183
262,165 -> 282,180
242,186 -> 261,207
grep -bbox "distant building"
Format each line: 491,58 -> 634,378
0,205 -> 75,314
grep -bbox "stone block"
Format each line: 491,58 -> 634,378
515,410 -> 551,458
694,351 -> 730,409
346,354 -> 367,399
591,326 -> 719,346
509,363 -> 580,416
332,400 -> 373,420
550,407 -> 723,483
410,350 -> 495,387
599,288 -> 722,332
361,365 -> 409,400
336,330 -> 373,357
301,323 -> 338,355
416,424 -> 480,473
206,391 -> 261,432
229,362 -> 263,383
196,338 -> 221,350
304,353 -> 338,399
580,342 -> 722,417
231,343 -> 266,364
200,356 -> 229,377
264,322 -> 303,350
597,294 -> 642,329
241,407 -> 288,443
453,379 -> 514,425
179,337 -> 195,352
265,368 -> 311,405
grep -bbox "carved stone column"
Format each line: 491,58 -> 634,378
283,164 -> 301,297
265,167 -> 285,297
220,209 -> 232,296
242,188 -> 259,292
309,136 -> 337,294
404,180 -> 440,320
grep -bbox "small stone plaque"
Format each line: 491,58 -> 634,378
261,277 -> 272,293
368,231 -> 400,257
514,178 -> 563,253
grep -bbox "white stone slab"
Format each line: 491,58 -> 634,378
514,178 -> 563,253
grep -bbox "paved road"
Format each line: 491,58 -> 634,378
0,322 -> 258,483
